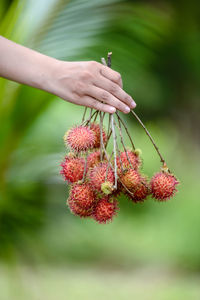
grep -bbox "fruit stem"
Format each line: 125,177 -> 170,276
105,150 -> 113,181
114,117 -> 135,170
111,113 -> 118,189
82,108 -> 93,182
82,107 -> 88,122
99,111 -> 104,161
116,112 -> 136,150
115,136 -> 124,173
101,135 -> 134,196
81,110 -> 98,126
131,110 -> 165,165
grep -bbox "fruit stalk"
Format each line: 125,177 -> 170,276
111,113 -> 118,189
131,110 -> 165,165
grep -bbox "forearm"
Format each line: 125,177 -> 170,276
0,36 -> 57,91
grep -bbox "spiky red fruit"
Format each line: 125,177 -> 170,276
120,169 -> 141,192
90,123 -> 107,148
88,162 -> 114,193
87,151 -> 101,168
151,171 -> 179,201
64,126 -> 95,152
60,156 -> 85,183
92,197 -> 118,224
70,183 -> 95,209
67,197 -> 93,217
126,176 -> 150,203
117,150 -> 141,172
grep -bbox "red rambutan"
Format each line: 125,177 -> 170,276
70,183 -> 95,209
64,126 -> 95,152
87,151 -> 101,168
92,197 -> 118,224
117,150 -> 141,172
150,171 -> 179,201
88,162 -> 114,193
60,156 -> 85,183
126,176 -> 150,203
90,123 -> 107,148
67,197 -> 93,217
120,169 -> 141,192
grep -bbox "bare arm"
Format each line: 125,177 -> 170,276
0,36 -> 136,114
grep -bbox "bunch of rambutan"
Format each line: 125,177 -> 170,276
60,123 -> 119,224
60,53 -> 179,225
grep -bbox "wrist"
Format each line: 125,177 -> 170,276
33,55 -> 61,93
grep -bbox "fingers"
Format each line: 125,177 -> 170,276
88,86 -> 132,114
94,75 -> 136,109
100,65 -> 123,88
81,95 -> 116,114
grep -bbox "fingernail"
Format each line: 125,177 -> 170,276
109,107 -> 116,113
130,101 -> 136,109
124,106 -> 130,113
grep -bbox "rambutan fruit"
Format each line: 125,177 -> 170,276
67,197 -> 92,217
120,169 -> 141,192
126,176 -> 150,203
92,197 -> 118,224
87,151 -> 101,168
117,149 -> 141,172
90,123 -> 107,148
64,126 -> 95,152
150,171 -> 179,201
60,156 -> 85,183
88,162 -> 114,193
70,183 -> 95,209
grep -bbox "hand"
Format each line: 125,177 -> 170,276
0,37 -> 136,113
50,60 -> 136,114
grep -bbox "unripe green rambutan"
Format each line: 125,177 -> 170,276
87,151 -> 101,168
64,126 -> 95,152
117,150 -> 141,173
90,123 -> 107,148
88,162 -> 114,193
60,156 -> 85,183
120,169 -> 141,192
92,196 -> 118,224
151,171 -> 179,201
70,183 -> 95,209
67,197 -> 93,217
101,181 -> 114,195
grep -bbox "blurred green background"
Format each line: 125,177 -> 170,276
0,0 -> 200,299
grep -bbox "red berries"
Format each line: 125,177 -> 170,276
88,162 -> 114,193
64,126 -> 95,152
93,197 -> 118,224
120,169 -> 141,191
117,150 -> 141,172
70,183 -> 95,209
150,171 -> 179,201
60,156 -> 85,183
60,112 -> 179,225
90,123 -> 107,148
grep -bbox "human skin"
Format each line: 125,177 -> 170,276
0,36 -> 136,113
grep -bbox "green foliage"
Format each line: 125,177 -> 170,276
0,0 -> 200,280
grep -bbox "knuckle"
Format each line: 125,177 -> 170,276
81,70 -> 93,81
110,84 -> 118,94
101,91 -> 109,101
94,101 -> 101,110
89,60 -> 98,69
75,81 -> 86,95
115,72 -> 122,82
